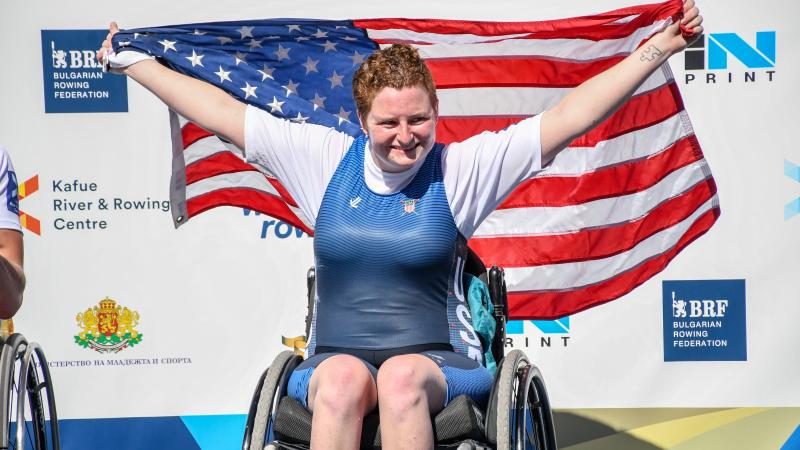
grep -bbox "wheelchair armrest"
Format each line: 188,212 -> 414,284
488,266 -> 507,365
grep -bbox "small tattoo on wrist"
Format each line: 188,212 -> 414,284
640,45 -> 664,62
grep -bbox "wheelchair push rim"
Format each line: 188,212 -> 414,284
0,334 -> 60,450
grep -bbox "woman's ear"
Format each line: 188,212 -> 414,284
358,113 -> 367,135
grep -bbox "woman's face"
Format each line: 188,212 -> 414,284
360,85 -> 438,173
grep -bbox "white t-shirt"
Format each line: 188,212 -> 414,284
244,106 -> 542,238
0,145 -> 21,232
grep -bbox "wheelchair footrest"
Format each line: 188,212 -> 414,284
272,394 -> 486,448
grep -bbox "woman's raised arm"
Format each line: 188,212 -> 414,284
540,0 -> 703,165
97,22 -> 246,149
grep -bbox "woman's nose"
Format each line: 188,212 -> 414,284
396,123 -> 413,147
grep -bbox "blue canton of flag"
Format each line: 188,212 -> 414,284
113,20 -> 377,137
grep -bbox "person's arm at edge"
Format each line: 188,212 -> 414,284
0,229 -> 24,319
98,23 -> 246,149
540,0 -> 703,165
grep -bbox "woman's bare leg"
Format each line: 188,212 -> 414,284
307,354 -> 378,450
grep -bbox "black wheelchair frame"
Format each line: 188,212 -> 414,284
243,253 -> 557,449
0,332 -> 60,450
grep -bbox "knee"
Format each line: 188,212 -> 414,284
377,356 -> 431,412
311,356 -> 374,413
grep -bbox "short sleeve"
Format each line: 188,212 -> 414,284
243,105 -> 354,224
0,146 -> 21,232
442,114 -> 542,238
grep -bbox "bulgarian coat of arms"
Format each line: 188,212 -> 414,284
74,297 -> 142,353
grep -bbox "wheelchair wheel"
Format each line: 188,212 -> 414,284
247,351 -> 302,450
491,349 -> 555,450
0,334 -> 60,450
515,363 -> 556,450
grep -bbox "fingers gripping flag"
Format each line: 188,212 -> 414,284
112,0 -> 720,320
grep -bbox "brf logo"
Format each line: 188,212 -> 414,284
50,40 -> 101,70
672,292 -> 728,318
40,30 -> 128,113
663,280 -> 746,362
684,31 -> 776,84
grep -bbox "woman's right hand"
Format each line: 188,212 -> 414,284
95,22 -> 120,66
89,20 -> 246,148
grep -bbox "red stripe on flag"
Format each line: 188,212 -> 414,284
505,206 -> 720,320
435,81 -> 679,144
266,178 -> 300,208
187,189 -> 312,235
182,123 -> 215,149
185,152 -> 256,185
436,117 -> 526,144
470,176 -> 716,267
502,136 -> 702,208
355,0 -> 681,41
428,56 -> 624,89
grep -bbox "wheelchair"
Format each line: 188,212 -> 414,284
242,250 -> 557,450
0,321 -> 60,450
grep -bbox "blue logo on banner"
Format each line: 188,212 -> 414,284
663,280 -> 747,362
708,32 -> 775,69
685,32 -> 776,70
507,317 -> 570,335
243,209 -> 310,239
6,171 -> 19,215
41,30 -> 128,113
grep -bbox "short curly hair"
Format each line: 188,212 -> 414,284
352,44 -> 438,120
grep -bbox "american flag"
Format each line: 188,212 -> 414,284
113,0 -> 719,320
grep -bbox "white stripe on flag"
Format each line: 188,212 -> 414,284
366,29 -> 531,45
186,171 -> 281,200
436,69 -> 670,116
370,19 -> 671,59
184,135 -> 244,166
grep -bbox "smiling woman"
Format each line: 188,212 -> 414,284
359,85 -> 437,172
351,44 -> 439,173
97,2 -> 703,447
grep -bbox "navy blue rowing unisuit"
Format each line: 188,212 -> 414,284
288,135 -> 492,407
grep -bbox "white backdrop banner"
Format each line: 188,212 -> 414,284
1,0 -> 798,448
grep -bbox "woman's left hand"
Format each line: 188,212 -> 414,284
655,0 -> 704,54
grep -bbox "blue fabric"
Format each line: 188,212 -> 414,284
465,274 -> 497,374
313,136 -> 461,350
421,350 -> 493,408
287,367 -> 316,409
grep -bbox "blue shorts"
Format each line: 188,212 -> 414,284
287,345 -> 493,410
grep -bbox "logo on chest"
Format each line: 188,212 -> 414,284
401,199 -> 419,215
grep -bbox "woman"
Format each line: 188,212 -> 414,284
98,2 -> 702,448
